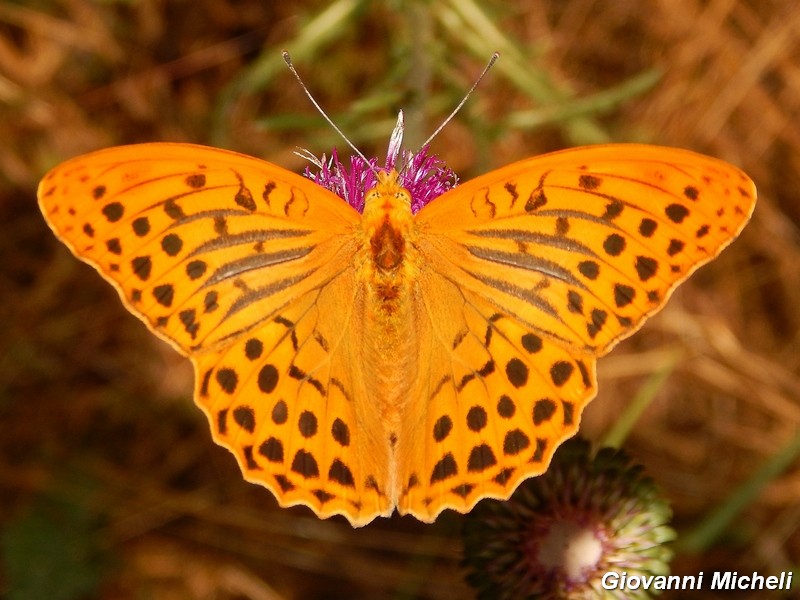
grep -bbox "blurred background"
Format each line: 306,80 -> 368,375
1,0 -> 798,598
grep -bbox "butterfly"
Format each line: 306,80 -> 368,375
38,141 -> 756,526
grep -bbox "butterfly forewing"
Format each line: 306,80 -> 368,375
38,144 -> 360,354
415,144 -> 756,355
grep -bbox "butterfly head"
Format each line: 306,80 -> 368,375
366,170 -> 410,204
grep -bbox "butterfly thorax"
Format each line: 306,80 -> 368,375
360,170 -> 418,309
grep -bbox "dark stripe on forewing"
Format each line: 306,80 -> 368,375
215,238 -> 358,331
464,271 -> 561,319
189,228 -> 313,255
466,228 -> 598,255
225,270 -> 317,319
464,246 -> 588,289
208,259 -> 349,349
166,208 -> 259,226
203,247 -> 314,286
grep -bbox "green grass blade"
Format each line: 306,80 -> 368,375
601,351 -> 681,449
677,428 -> 800,554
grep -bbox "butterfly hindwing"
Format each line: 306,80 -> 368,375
396,267 -> 595,521
193,268 -> 394,526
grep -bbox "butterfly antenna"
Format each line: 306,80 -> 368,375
419,52 -> 499,149
282,51 -> 375,171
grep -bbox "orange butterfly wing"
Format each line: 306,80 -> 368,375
39,143 -> 396,525
395,144 -> 755,520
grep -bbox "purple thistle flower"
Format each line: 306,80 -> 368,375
399,144 -> 459,213
301,112 -> 458,214
301,148 -> 380,213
